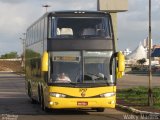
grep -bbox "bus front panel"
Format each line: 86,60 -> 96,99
46,86 -> 116,109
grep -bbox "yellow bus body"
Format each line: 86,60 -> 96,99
44,86 -> 116,109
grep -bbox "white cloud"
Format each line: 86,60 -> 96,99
0,1 -> 43,54
0,0 -> 159,54
0,2 -> 39,32
0,0 -> 24,4
117,0 -> 160,50
0,0 -> 97,55
46,0 -> 96,11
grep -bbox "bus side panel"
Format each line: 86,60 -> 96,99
25,15 -> 48,101
25,41 -> 44,100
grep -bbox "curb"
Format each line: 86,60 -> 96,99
116,104 -> 160,116
14,72 -> 25,77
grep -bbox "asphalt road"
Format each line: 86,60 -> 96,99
0,72 -> 128,120
117,74 -> 160,89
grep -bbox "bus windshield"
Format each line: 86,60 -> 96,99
49,51 -> 115,85
49,16 -> 112,39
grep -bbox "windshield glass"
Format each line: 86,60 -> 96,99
50,17 -> 112,39
50,52 -> 81,83
83,51 -> 113,84
49,51 -> 115,85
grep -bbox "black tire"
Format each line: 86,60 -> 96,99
28,83 -> 36,104
40,90 -> 50,112
31,98 -> 37,104
28,83 -> 32,97
40,90 -> 44,110
96,108 -> 105,112
38,87 -> 41,104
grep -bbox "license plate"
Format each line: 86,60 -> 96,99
77,101 -> 88,106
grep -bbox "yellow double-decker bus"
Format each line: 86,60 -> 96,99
25,11 -> 125,112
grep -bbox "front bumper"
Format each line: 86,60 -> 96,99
47,96 -> 116,109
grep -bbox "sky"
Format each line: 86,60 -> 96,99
0,0 -> 160,55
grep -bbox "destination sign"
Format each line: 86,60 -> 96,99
53,56 -> 80,62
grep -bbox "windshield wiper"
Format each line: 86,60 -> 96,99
83,73 -> 110,85
86,73 -> 107,80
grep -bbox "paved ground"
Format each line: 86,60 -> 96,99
0,72 -> 128,120
117,74 -> 160,89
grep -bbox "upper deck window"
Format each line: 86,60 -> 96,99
50,16 -> 113,39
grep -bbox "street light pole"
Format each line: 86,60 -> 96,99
42,4 -> 51,12
148,0 -> 153,106
20,33 -> 26,68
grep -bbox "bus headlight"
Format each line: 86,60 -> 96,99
49,92 -> 66,98
100,92 -> 115,98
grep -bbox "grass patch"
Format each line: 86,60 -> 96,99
117,87 -> 160,109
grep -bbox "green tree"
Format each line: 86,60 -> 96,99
137,58 -> 147,66
0,52 -> 18,59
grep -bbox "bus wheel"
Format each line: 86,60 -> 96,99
96,108 -> 105,112
28,83 -> 32,97
28,83 -> 36,104
40,90 -> 50,112
38,87 -> 41,104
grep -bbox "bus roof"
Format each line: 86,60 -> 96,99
27,10 -> 110,31
47,10 -> 110,17
53,10 -> 109,15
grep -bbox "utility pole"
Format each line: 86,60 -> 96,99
20,33 -> 26,68
42,4 -> 51,12
148,0 -> 153,106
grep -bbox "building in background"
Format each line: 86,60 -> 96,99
124,37 -> 160,66
153,44 -> 160,49
125,43 -> 148,65
123,48 -> 132,56
143,37 -> 153,50
151,45 -> 160,65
